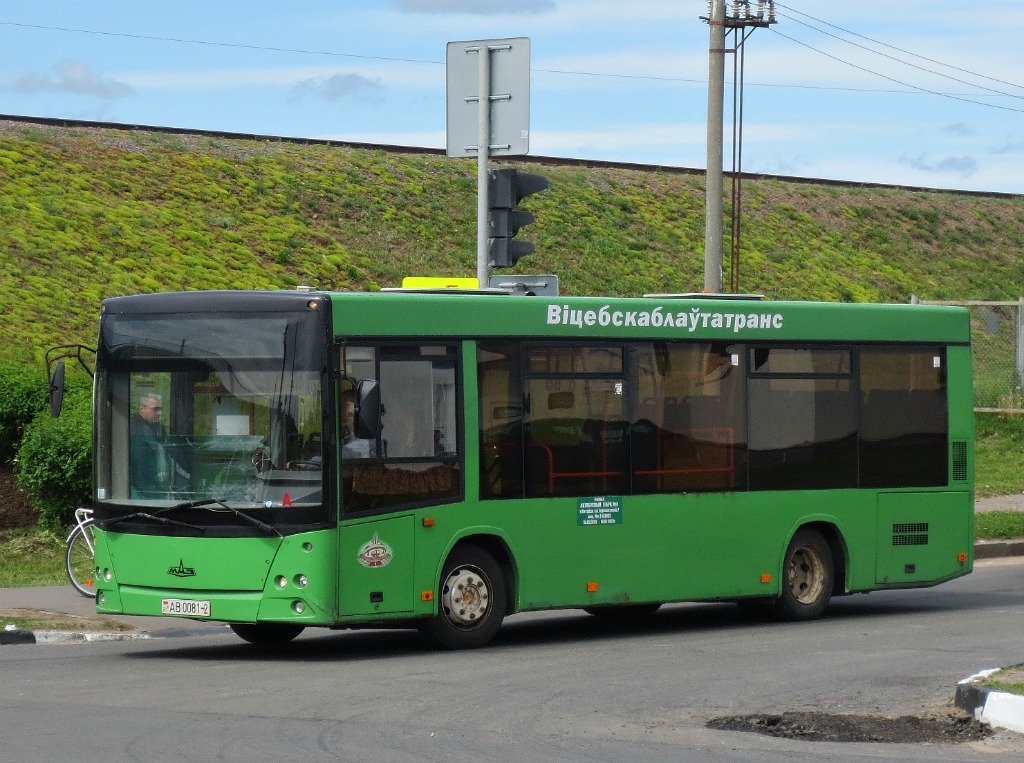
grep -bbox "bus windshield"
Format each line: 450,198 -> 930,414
93,309 -> 330,530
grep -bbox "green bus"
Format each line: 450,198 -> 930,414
82,289 -> 974,648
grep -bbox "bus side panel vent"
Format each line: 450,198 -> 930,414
892,522 -> 929,546
951,440 -> 968,482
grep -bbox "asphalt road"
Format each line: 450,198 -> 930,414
2,557 -> 1023,762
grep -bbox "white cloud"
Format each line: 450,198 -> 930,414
898,152 -> 978,177
11,60 -> 131,99
992,139 -> 1024,155
121,62 -> 442,91
290,73 -> 384,104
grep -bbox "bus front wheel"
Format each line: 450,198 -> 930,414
775,529 -> 833,621
422,546 -> 506,649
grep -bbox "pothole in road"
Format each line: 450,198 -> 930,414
707,711 -> 992,744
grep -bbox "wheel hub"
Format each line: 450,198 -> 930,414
787,545 -> 826,604
441,566 -> 490,627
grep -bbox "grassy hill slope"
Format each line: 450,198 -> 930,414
2,118 -> 1023,361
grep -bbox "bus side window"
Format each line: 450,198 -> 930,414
860,348 -> 948,487
630,342 -> 745,495
478,342 -> 524,498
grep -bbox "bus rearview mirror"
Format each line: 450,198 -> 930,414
48,360 -> 66,418
355,379 -> 382,439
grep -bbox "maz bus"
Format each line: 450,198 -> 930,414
75,289 -> 974,648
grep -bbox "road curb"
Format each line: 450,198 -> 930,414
956,670 -> 1024,734
0,621 -> 231,645
1,627 -> 152,645
974,539 -> 1024,559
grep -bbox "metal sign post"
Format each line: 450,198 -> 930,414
475,46 -> 494,286
446,37 -> 531,285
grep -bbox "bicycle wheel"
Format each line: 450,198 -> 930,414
66,521 -> 97,598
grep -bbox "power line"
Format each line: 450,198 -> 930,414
2,16 -> 1019,107
770,27 -> 1024,114
0,21 -> 444,67
772,8 -> 1023,101
0,20 -> 702,84
774,3 -> 1024,93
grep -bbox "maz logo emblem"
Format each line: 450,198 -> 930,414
168,559 -> 196,577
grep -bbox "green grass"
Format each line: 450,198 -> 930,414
974,511 -> 1024,539
4,120 -> 1024,362
982,680 -> 1024,696
979,665 -> 1024,697
974,412 -> 1024,496
0,528 -> 67,588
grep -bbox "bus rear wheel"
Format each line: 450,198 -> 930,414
775,529 -> 833,621
229,623 -> 305,646
422,546 -> 506,650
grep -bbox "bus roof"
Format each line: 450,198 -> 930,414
327,290 -> 971,345
99,290 -> 971,345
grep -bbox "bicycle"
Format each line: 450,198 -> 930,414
65,507 -> 96,597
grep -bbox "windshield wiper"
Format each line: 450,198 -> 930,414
165,498 -> 283,537
99,512 -> 205,532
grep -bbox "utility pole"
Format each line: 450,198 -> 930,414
704,0 -> 726,293
703,2 -> 776,293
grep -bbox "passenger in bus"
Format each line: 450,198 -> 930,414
130,393 -> 167,497
341,389 -> 374,459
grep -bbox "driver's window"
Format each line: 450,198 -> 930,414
341,343 -> 462,513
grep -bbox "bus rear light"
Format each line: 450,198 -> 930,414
957,552 -> 968,563
586,582 -> 598,592
760,574 -> 772,584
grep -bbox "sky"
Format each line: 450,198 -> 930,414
1,1 -> 1023,194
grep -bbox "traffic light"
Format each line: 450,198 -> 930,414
488,168 -> 548,269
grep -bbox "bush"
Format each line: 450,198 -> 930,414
14,385 -> 92,531
0,360 -> 47,464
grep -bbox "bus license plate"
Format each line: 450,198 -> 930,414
161,598 -> 211,617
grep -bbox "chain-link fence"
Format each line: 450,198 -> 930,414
915,298 -> 1024,412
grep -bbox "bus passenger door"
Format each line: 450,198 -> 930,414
338,516 -> 416,617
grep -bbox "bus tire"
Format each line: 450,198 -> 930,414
229,623 -> 305,646
775,528 -> 833,621
422,546 -> 506,650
